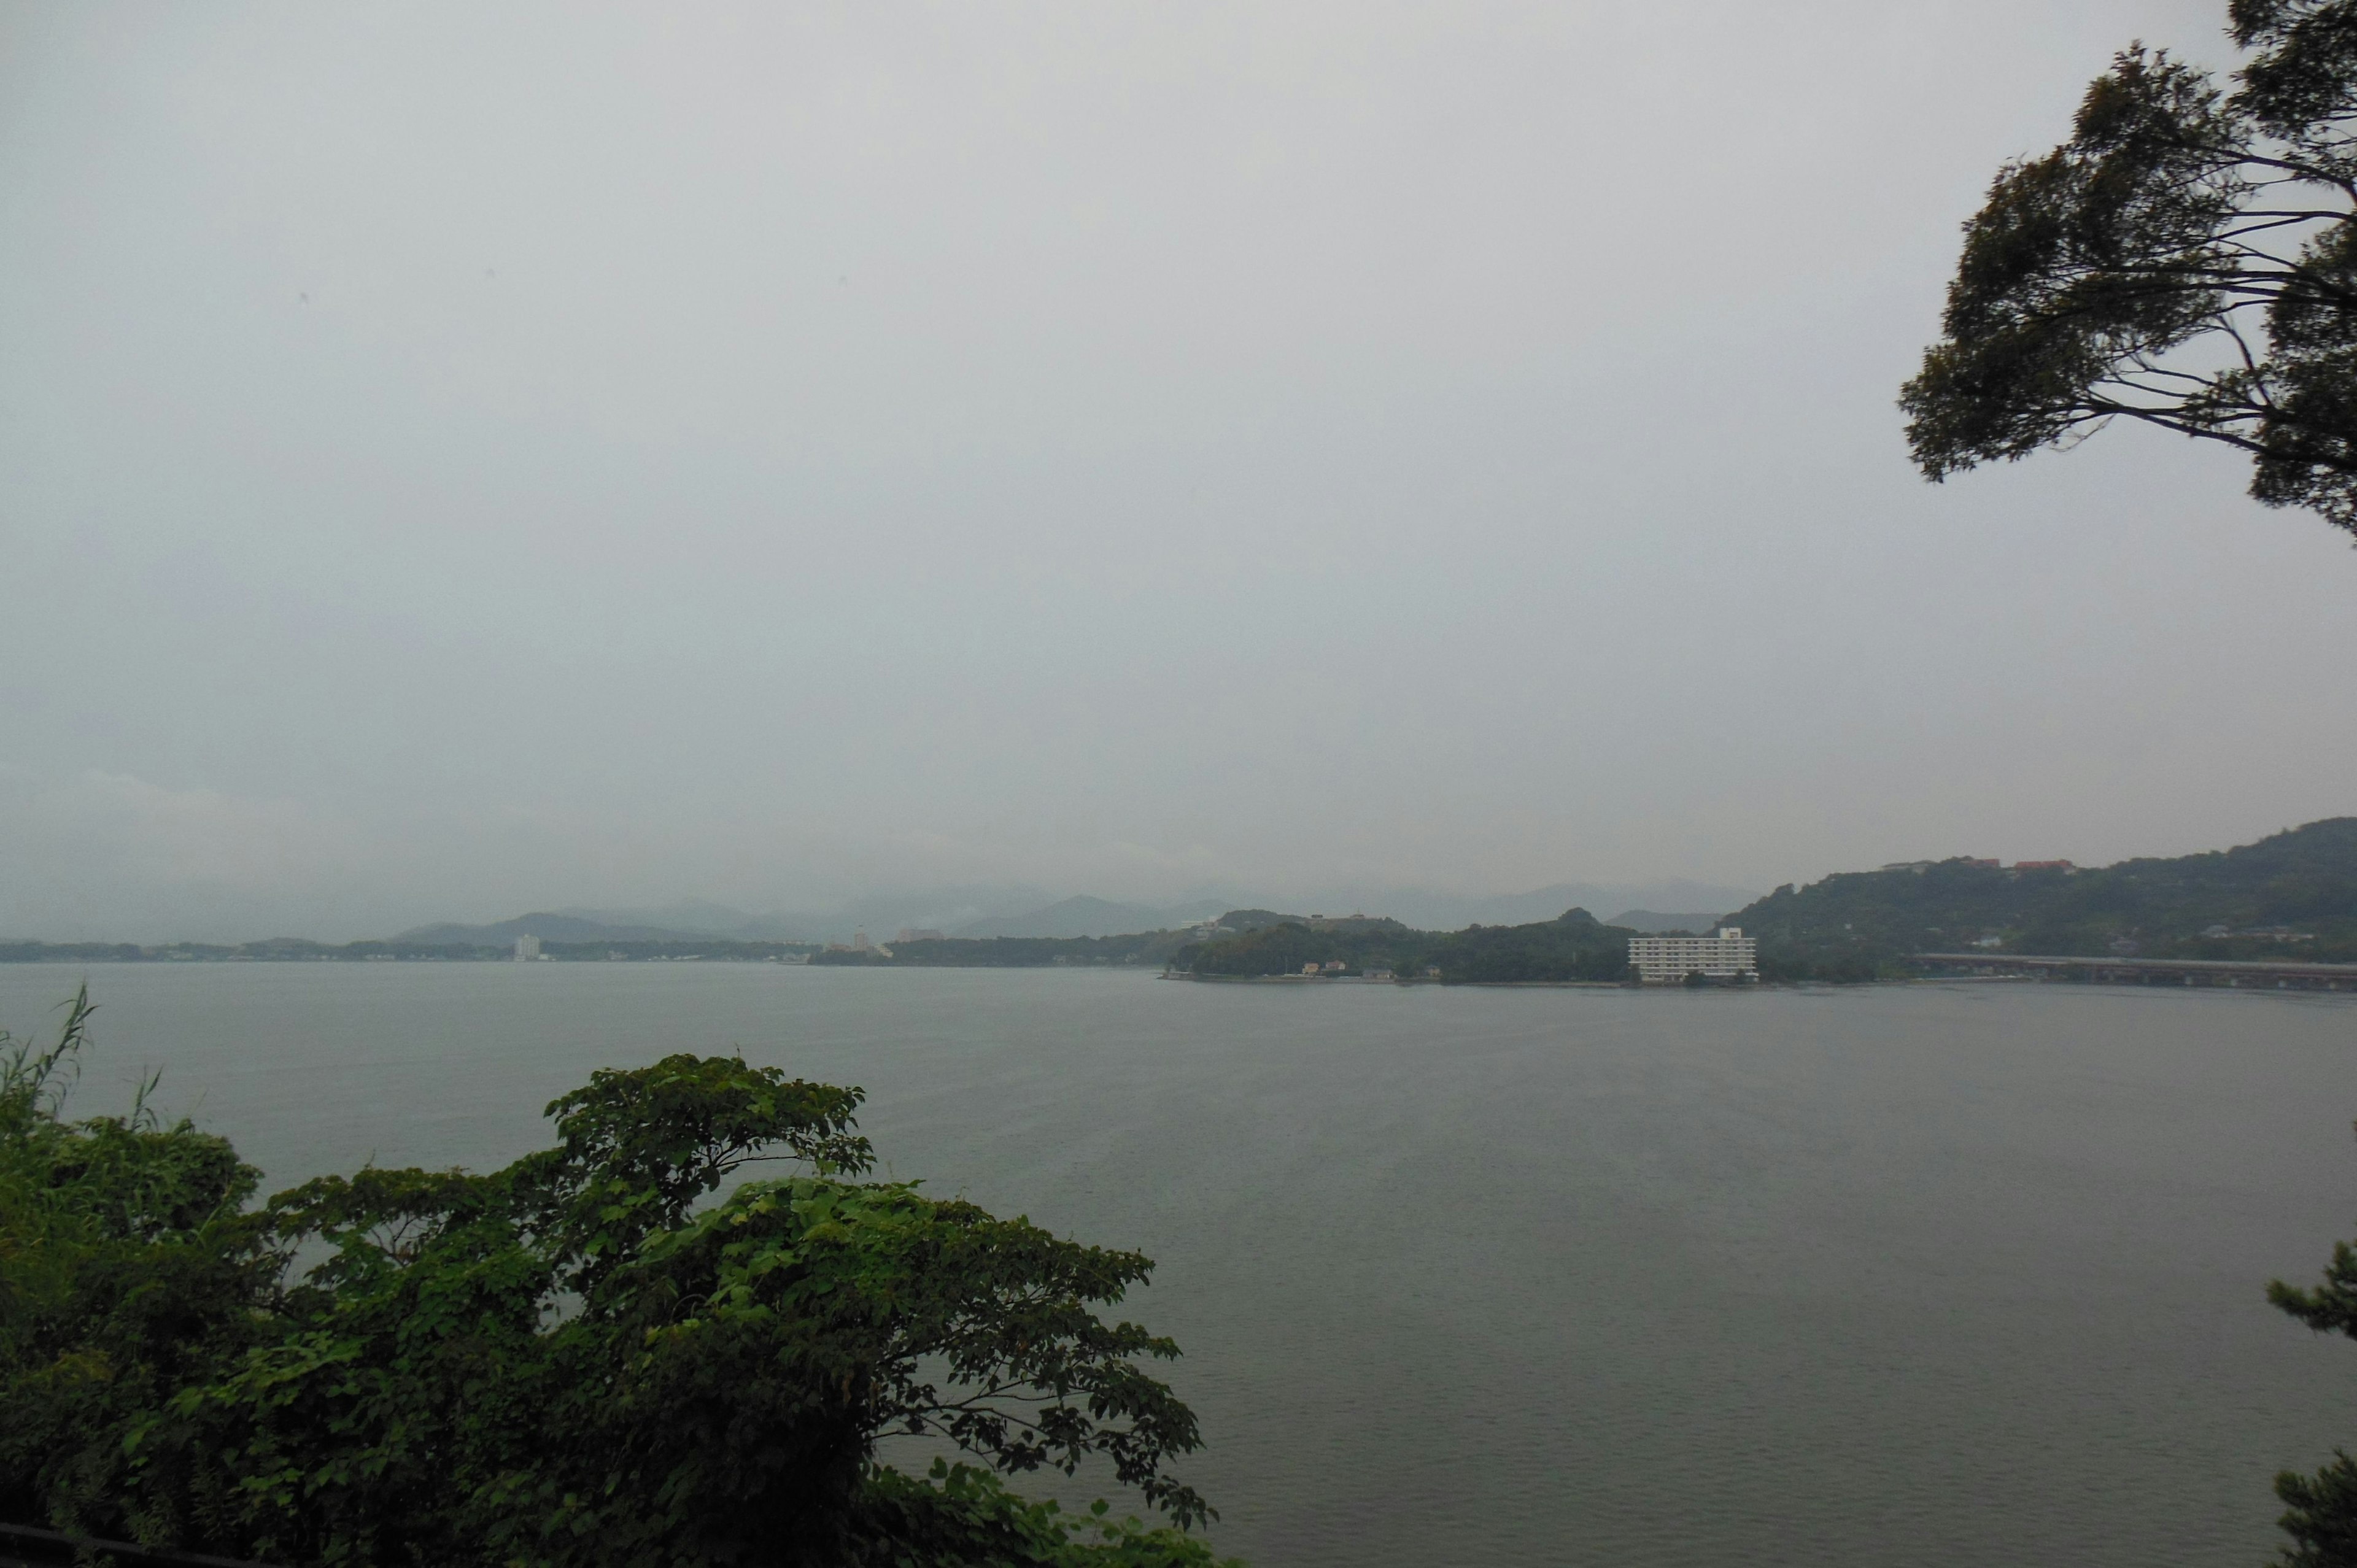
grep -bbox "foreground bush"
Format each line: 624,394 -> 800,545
0,988 -> 1235,1567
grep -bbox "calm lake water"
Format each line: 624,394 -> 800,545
5,964 -> 2354,1567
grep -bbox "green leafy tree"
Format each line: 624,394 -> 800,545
0,991 -> 1235,1567
0,988 -> 278,1548
1902,1 -> 2357,531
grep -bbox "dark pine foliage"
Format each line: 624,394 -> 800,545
2270,1165 -> 2357,1566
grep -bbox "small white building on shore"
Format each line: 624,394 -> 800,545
1629,927 -> 1757,984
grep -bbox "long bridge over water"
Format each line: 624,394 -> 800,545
1915,952 -> 2357,991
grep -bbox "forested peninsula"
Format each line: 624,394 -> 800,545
1167,910 -> 1635,983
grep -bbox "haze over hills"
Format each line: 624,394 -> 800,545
538,888 -> 1067,944
950,896 -> 1236,940
390,816 -> 2357,975
1608,910 -> 1741,934
942,882 -> 1767,939
1726,817 -> 2357,977
389,913 -> 719,946
28,825 -> 2357,970
391,892 -> 1209,947
392,879 -> 1763,948
392,898 -> 1238,948
1323,881 -> 1760,932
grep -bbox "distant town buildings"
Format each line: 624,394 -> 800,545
894,928 -> 946,943
1883,857 -> 2072,875
513,935 -> 541,962
2200,922 -> 2315,942
1304,912 -> 1391,932
1628,927 -> 1757,984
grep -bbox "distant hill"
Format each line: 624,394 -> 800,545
953,895 -> 1232,940
1725,817 -> 2357,979
399,883 -> 1760,948
815,930 -> 1192,969
552,887 -> 1078,944
1213,909 -> 1307,933
1609,910 -> 1729,934
385,894 -> 1219,949
549,900 -> 794,939
1311,881 -> 1758,931
390,912 -> 708,946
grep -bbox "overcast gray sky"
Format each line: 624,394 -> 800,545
6,0 -> 2352,941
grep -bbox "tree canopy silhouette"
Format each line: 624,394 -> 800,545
1903,1 -> 2357,532
0,990 -> 1234,1568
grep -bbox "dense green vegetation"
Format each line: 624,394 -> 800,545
0,991 -> 1233,1568
1178,909 -> 1637,983
1725,817 -> 2357,978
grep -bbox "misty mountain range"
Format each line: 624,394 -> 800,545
389,879 -> 1760,947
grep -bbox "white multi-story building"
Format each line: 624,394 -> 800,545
1629,927 -> 1757,984
514,934 -> 542,962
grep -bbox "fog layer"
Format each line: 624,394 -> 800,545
5,0 -> 2348,941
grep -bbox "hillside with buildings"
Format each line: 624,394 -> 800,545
1727,818 -> 2357,978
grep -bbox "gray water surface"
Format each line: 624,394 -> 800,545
5,964 -> 2353,1567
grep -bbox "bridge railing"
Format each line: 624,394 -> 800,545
1914,952 -> 2357,986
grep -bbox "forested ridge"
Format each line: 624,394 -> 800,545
1728,817 -> 2357,979
1174,819 -> 2357,984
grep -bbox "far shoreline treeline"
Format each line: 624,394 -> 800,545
0,938 -> 824,965
10,818 -> 2357,984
